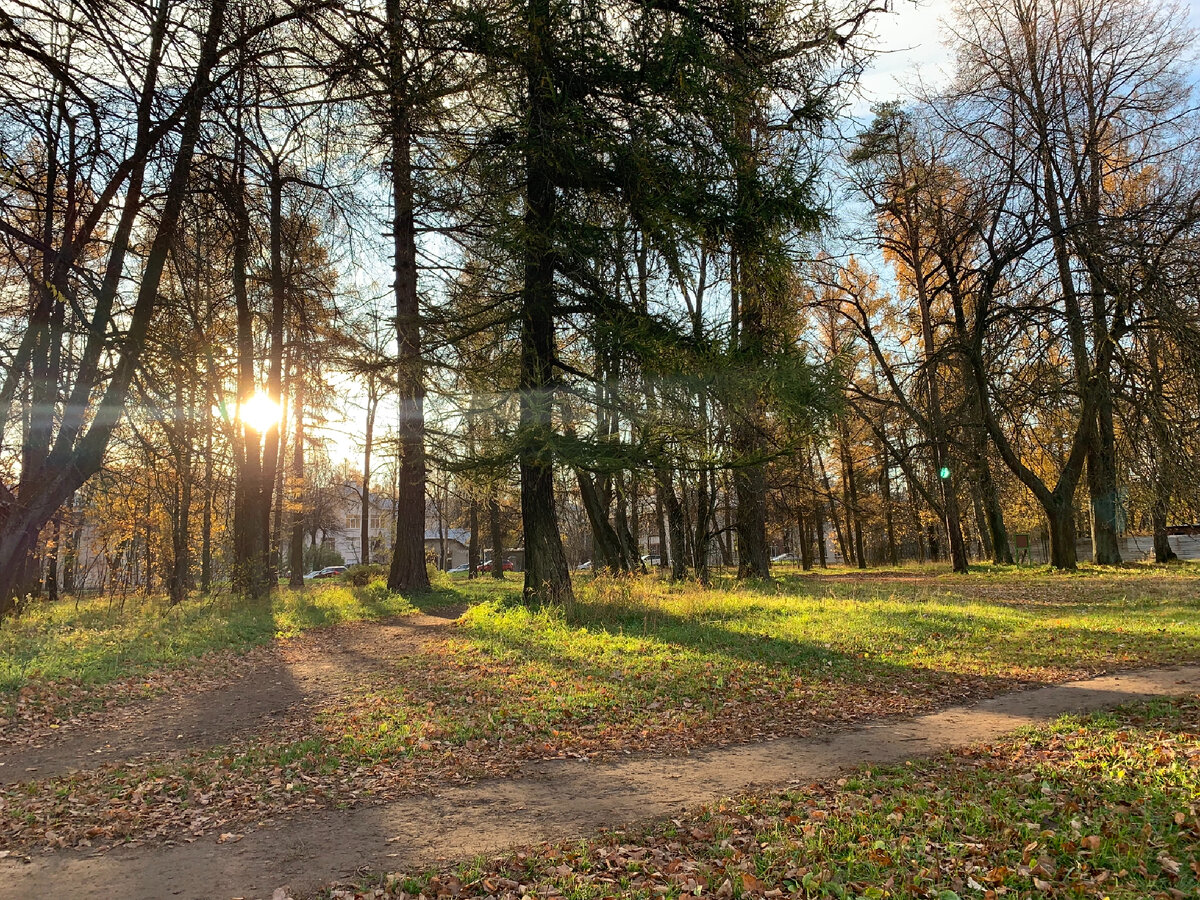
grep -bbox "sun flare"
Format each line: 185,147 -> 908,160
238,392 -> 281,433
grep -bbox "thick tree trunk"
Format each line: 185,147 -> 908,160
384,6 -> 430,593
1046,499 -> 1078,570
942,473 -> 969,573
230,149 -> 270,601
1086,386 -> 1122,564
734,460 -> 770,578
1151,505 -> 1176,564
516,0 -> 572,605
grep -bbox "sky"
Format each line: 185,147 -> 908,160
859,0 -> 1200,107
858,0 -> 958,105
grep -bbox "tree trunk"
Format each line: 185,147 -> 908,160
838,419 -> 866,569
489,487 -> 504,581
289,374 -> 306,587
577,471 -> 627,573
1086,387 -> 1122,564
1151,505 -> 1176,564
385,2 -> 430,593
516,0 -> 573,605
657,468 -> 687,582
654,487 -> 668,570
46,517 -> 60,604
693,468 -> 712,585
361,389 -> 376,568
201,408 -> 214,593
879,443 -> 898,567
976,449 -> 1012,564
63,492 -> 79,594
1046,498 -> 1078,570
942,474 -> 969,573
797,512 -> 813,570
468,501 -> 480,577
230,143 -> 270,601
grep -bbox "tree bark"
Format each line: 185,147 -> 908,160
361,388 -> 377,567
489,488 -> 504,581
515,0 -> 573,605
657,468 -> 687,582
288,374 -> 306,587
385,0 -> 430,593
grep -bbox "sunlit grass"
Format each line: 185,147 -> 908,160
0,577 -> 447,695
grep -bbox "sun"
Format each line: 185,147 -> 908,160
238,391 -> 282,433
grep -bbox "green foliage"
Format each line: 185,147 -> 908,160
346,564 -> 388,586
304,544 -> 345,572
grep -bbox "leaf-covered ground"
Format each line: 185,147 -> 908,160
1,566 -> 1198,852
323,696 -> 1200,900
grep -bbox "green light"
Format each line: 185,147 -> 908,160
938,466 -> 951,479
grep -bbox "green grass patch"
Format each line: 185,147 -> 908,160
0,576 -> 471,696
238,567 -> 1200,778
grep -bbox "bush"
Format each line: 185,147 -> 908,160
304,544 -> 345,572
346,563 -> 388,586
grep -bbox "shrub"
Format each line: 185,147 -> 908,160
346,563 -> 388,586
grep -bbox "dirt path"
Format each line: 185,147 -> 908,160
2,663 -> 1196,900
0,607 -> 462,786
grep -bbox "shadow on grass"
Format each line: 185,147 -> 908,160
458,596 -> 1026,700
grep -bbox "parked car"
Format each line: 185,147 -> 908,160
479,559 -> 514,572
771,552 -> 802,563
447,563 -> 470,574
312,565 -> 347,579
575,560 -> 593,570
302,569 -> 323,580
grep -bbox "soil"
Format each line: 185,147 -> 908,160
1,660 -> 1196,900
0,606 -> 463,786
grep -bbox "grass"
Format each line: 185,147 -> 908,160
2,565 -> 1199,852
0,573 -> 489,697
334,695 -> 1200,899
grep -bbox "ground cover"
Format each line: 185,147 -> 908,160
1,566 -> 1197,852
0,574 -> 513,729
326,695 -> 1200,900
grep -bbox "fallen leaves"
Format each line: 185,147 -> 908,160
322,696 -> 1200,900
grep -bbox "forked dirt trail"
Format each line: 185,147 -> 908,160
2,664 -> 1197,900
0,607 -> 463,786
